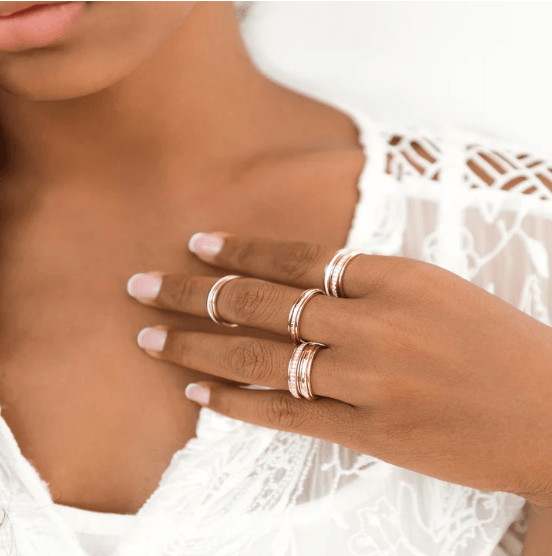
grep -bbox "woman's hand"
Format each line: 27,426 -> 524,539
126,231 -> 552,511
522,504 -> 552,556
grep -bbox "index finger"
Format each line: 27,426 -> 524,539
187,231 -> 373,298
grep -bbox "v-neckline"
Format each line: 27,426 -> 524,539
1,98 -> 383,556
122,96 -> 380,521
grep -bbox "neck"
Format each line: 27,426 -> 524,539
0,2 -> 285,189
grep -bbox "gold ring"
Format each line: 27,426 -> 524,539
287,288 -> 325,345
323,248 -> 366,297
297,342 -> 325,400
206,275 -> 242,327
287,343 -> 309,399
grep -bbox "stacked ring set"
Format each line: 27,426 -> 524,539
205,248 -> 366,402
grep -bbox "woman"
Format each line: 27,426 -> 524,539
0,1 -> 549,554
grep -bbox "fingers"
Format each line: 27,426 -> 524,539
187,231 -> 372,298
137,326 -> 355,402
183,380 -> 359,443
128,272 -> 352,346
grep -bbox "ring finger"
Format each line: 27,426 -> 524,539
138,326 -> 354,403
128,272 -> 353,346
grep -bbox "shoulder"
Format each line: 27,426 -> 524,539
363,114 -> 552,199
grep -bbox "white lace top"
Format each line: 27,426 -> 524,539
1,97 -> 546,556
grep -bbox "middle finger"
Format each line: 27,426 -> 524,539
128,272 -> 352,346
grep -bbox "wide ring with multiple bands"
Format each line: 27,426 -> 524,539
287,288 -> 325,345
324,248 -> 367,298
287,342 -> 325,400
206,275 -> 242,327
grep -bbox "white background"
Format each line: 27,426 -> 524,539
238,1 -> 552,158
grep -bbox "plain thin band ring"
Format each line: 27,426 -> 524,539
324,248 -> 366,298
207,275 -> 242,327
287,288 -> 325,345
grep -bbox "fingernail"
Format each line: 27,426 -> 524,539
127,273 -> 162,299
185,383 -> 210,405
188,233 -> 223,256
137,327 -> 167,351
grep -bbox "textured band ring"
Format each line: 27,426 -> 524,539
206,275 -> 242,327
323,248 -> 367,298
297,342 -> 325,401
287,288 -> 325,345
287,343 -> 309,399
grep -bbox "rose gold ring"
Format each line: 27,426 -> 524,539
206,275 -> 242,327
297,342 -> 325,401
287,288 -> 325,345
323,248 -> 367,298
288,343 -> 309,399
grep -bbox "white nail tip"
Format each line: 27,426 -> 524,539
185,383 -> 196,398
137,327 -> 153,349
188,232 -> 204,254
126,273 -> 143,297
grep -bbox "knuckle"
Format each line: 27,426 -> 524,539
274,242 -> 325,282
231,282 -> 281,325
261,396 -> 304,430
176,333 -> 191,365
164,275 -> 196,310
227,339 -> 268,383
233,242 -> 258,269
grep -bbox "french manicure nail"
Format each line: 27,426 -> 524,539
137,327 -> 167,351
188,233 -> 223,256
185,383 -> 210,405
127,273 -> 162,299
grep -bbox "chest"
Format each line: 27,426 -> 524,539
0,150 -> 365,513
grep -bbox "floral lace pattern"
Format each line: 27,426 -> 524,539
0,103 -> 544,555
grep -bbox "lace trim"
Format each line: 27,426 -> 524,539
382,126 -> 552,201
0,104 -> 539,556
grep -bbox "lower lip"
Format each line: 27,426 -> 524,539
0,1 -> 84,51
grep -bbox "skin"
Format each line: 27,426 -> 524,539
131,231 -> 552,520
523,505 -> 552,555
0,3 -> 549,552
0,1 -> 365,513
